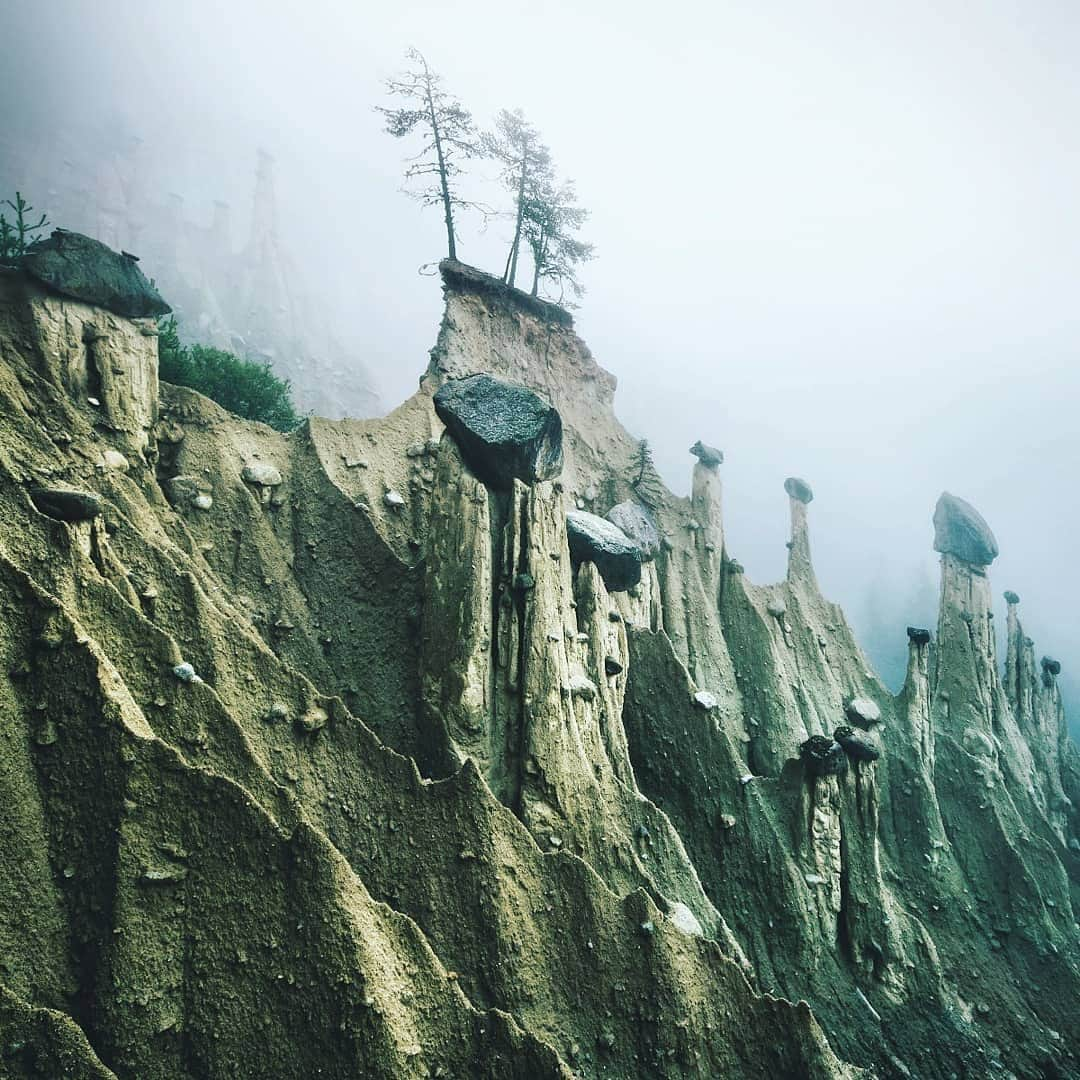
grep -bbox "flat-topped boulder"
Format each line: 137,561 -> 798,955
933,492 -> 999,566
566,509 -> 642,592
433,373 -> 563,490
605,501 -> 661,560
20,230 -> 171,318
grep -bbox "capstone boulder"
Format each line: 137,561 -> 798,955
933,492 -> 999,566
605,501 -> 661,560
565,509 -> 642,592
433,373 -> 563,490
20,230 -> 171,318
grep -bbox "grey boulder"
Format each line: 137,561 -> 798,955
933,492 -> 999,566
605,500 -> 661,560
689,440 -> 724,468
566,509 -> 642,592
21,230 -> 171,318
784,477 -> 813,504
433,374 -> 562,490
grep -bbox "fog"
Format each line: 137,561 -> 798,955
2,0 -> 1078,723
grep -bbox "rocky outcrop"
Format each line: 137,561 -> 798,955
20,230 -> 171,318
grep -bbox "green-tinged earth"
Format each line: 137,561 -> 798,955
0,244 -> 1076,1078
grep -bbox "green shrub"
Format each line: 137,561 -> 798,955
157,317 -> 300,432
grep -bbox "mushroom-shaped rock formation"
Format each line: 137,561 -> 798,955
784,476 -> 814,504
834,725 -> 881,763
932,492 -> 999,566
1042,656 -> 1062,677
906,626 -> 932,646
433,373 -> 563,490
565,509 -> 643,592
1004,590 -> 1020,605
20,230 -> 171,318
844,697 -> 881,728
605,501 -> 661,560
799,734 -> 847,777
689,440 -> 724,468
29,487 -> 102,522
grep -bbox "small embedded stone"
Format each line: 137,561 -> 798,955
172,662 -> 202,684
604,656 -> 623,676
242,462 -> 283,487
845,697 -> 881,727
266,702 -> 290,723
384,490 -> 406,509
102,449 -> 129,471
30,488 -> 102,522
298,706 -> 328,733
567,675 -> 597,701
693,690 -> 719,711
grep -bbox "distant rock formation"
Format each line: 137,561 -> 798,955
933,491 -> 999,566
0,135 -> 380,418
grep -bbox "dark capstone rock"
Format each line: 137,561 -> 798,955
605,501 -> 660,560
1004,590 -> 1020,605
907,626 -> 932,646
433,374 -> 562,490
30,487 -> 102,522
834,725 -> 881,763
933,492 -> 999,566
1042,657 -> 1062,677
565,510 -> 642,592
689,440 -> 724,468
21,230 -> 171,318
784,477 -> 813,504
800,735 -> 847,777
604,656 -> 624,676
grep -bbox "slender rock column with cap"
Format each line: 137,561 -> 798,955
784,477 -> 815,586
689,440 -> 724,578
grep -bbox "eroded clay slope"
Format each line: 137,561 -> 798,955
0,264 -> 856,1077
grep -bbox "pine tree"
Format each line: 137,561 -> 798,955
522,177 -> 593,303
0,192 -> 50,263
628,439 -> 664,507
378,49 -> 482,261
481,109 -> 552,288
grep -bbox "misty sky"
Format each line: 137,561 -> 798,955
2,0 -> 1078,718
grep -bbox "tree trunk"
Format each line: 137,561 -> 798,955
507,150 -> 527,288
423,74 -> 456,261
